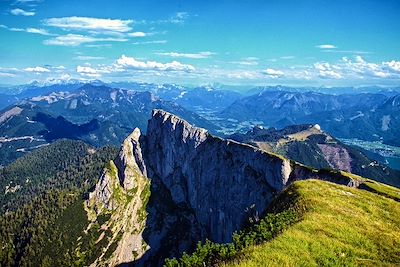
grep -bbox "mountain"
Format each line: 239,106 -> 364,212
245,85 -> 400,96
228,124 -> 400,187
1,81 -> 242,115
84,110 -> 391,266
0,84 -> 218,165
151,85 -> 242,112
107,82 -> 242,113
0,105 -> 113,166
220,91 -> 387,125
299,93 -> 400,146
0,109 -> 399,267
21,84 -> 218,131
220,90 -> 400,146
0,80 -> 88,109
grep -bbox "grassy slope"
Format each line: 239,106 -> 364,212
223,180 -> 400,267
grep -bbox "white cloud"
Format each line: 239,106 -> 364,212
10,8 -> 35,16
24,66 -> 50,73
132,40 -> 167,45
263,68 -> 284,78
116,54 -> 195,72
321,49 -> 371,54
52,65 -> 66,70
43,34 -> 127,46
74,55 -> 105,60
44,17 -> 133,33
232,61 -> 259,66
9,27 -> 24,32
316,44 -> 337,49
85,44 -> 112,48
340,56 -> 391,78
314,62 -> 332,71
226,71 -> 259,79
383,60 -> 400,73
314,62 -> 342,79
26,28 -> 51,35
243,57 -> 259,61
312,56 -> 400,80
0,72 -> 16,77
127,31 -> 147,37
1,24 -> 52,35
230,57 -> 259,66
355,55 -> 365,63
76,66 -> 103,77
156,51 -> 215,59
319,70 -> 342,79
167,12 -> 189,24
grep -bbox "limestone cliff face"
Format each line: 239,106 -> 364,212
146,110 -> 295,242
88,109 -> 360,266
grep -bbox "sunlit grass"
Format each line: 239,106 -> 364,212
223,180 -> 400,267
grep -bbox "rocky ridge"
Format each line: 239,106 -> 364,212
87,109 -> 361,266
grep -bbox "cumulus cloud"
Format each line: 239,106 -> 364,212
312,56 -> 400,80
44,17 -> 133,33
76,66 -> 103,77
226,71 -> 259,79
383,60 -> 400,73
116,55 -> 195,72
127,31 -> 147,37
316,44 -> 337,49
341,56 -> 392,78
319,70 -> 342,79
74,55 -> 196,78
24,66 -> 50,73
10,8 -> 35,16
43,34 -> 127,46
156,51 -> 215,59
263,68 -> 284,78
314,62 -> 342,79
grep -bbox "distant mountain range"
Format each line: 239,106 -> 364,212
220,89 -> 400,147
0,84 -> 219,165
1,81 -> 400,168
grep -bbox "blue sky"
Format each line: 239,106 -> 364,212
0,0 -> 399,86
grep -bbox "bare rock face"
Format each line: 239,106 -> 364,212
88,109 -> 360,266
87,128 -> 151,266
114,128 -> 148,190
146,110 -> 296,242
89,164 -> 115,210
318,144 -> 352,173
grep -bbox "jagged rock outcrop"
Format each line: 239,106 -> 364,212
87,109 -> 361,266
87,128 -> 151,266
